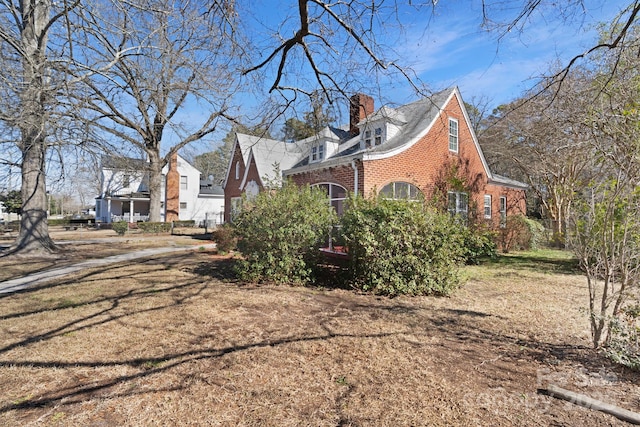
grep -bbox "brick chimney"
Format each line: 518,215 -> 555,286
165,152 -> 180,222
349,93 -> 375,136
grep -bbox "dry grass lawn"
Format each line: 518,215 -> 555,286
0,239 -> 639,426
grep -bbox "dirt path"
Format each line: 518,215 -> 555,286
0,243 -> 216,294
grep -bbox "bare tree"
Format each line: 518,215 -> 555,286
72,1 -> 240,222
479,74 -> 597,243
0,0 -> 136,254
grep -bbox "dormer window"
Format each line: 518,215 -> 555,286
364,130 -> 372,148
311,143 -> 325,163
374,127 -> 383,145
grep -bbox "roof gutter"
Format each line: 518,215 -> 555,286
351,159 -> 359,196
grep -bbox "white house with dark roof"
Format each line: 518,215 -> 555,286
95,153 -> 224,226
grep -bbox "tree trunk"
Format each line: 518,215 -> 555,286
11,0 -> 57,254
147,151 -> 164,223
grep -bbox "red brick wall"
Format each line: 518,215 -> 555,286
359,94 -> 525,219
288,163 -> 361,194
227,92 -> 526,223
223,145 -> 267,222
224,145 -> 245,222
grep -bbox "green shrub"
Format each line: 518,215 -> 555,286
173,220 -> 196,228
112,221 -> 128,236
48,218 -> 69,226
461,226 -> 498,264
340,196 -> 466,296
212,223 -> 237,253
137,222 -> 172,233
233,182 -> 337,285
524,217 -> 546,250
607,305 -> 640,370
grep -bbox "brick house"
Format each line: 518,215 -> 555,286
223,87 -> 527,224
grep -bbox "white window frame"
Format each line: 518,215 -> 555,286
448,118 -> 459,153
484,195 -> 492,219
180,175 -> 188,190
380,182 -> 422,201
312,183 -> 347,215
230,197 -> 242,221
499,196 -> 507,228
310,144 -> 325,163
235,161 -> 240,180
179,202 -> 187,210
448,191 -> 468,218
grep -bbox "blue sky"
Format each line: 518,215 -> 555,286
385,0 -> 630,108
245,0 -> 631,113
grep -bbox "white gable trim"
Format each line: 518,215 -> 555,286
239,149 -> 263,190
361,90 -> 456,161
222,134 -> 241,190
361,87 -> 494,180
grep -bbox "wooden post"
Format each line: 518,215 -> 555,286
539,384 -> 640,425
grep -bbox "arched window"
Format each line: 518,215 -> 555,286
379,182 -> 422,201
312,183 -> 347,216
234,161 -> 240,180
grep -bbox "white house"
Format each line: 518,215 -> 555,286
95,153 -> 224,226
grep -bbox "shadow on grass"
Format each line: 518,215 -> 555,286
483,250 -> 581,275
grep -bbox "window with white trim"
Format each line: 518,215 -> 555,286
230,197 -> 242,221
448,191 -> 468,218
310,144 -> 325,163
499,196 -> 507,228
380,182 -> 422,201
235,161 -> 240,180
180,175 -> 188,190
364,129 -> 372,148
179,202 -> 187,210
374,127 -> 383,145
449,118 -> 459,153
313,183 -> 347,216
484,195 -> 492,219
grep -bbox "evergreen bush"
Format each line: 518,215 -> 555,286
340,196 -> 466,296
137,222 -> 172,233
212,223 -> 237,253
232,182 -> 337,285
112,221 -> 128,236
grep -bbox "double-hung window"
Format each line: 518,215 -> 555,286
310,144 -> 325,162
449,118 -> 459,153
499,196 -> 507,227
448,191 -> 468,221
180,176 -> 188,190
484,195 -> 492,219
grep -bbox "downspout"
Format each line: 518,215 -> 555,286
351,159 -> 358,196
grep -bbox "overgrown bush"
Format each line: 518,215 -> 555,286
212,223 -> 237,253
233,182 -> 337,285
524,217 -> 547,250
461,226 -> 497,264
112,221 -> 128,236
606,305 -> 640,370
340,196 -> 466,296
498,214 -> 533,252
173,220 -> 195,228
137,222 -> 172,233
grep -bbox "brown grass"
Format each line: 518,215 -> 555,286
0,245 -> 638,426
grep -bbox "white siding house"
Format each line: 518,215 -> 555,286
95,154 -> 224,226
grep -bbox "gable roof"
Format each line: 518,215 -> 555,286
223,87 -> 527,191
224,133 -> 307,189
